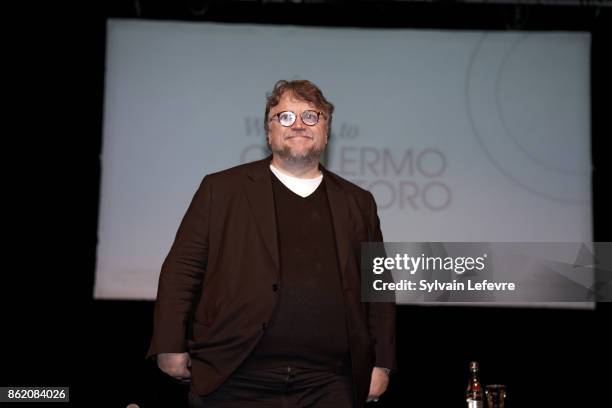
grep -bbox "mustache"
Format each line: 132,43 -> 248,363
284,130 -> 313,139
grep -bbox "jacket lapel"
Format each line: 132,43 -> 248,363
243,157 -> 280,273
322,166 -> 351,290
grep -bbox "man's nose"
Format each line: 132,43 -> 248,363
291,114 -> 306,129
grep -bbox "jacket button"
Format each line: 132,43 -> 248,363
272,283 -> 278,291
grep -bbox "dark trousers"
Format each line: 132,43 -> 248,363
188,365 -> 354,408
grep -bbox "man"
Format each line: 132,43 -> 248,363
147,79 -> 396,407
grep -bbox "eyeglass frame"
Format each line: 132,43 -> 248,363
268,110 -> 326,127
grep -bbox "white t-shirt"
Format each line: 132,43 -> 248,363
269,164 -> 323,198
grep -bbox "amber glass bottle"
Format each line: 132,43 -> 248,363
466,361 -> 484,408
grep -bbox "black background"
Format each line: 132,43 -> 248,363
4,1 -> 610,407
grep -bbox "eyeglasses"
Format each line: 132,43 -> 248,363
269,110 -> 324,127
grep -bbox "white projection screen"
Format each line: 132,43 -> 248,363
95,19 -> 592,305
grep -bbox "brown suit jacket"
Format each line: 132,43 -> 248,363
147,157 -> 396,406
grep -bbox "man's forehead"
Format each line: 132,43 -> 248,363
274,92 -> 318,110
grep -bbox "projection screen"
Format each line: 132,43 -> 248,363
95,20 -> 592,305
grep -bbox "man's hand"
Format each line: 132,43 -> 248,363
157,352 -> 192,382
367,366 -> 390,402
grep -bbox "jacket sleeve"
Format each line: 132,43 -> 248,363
146,176 -> 211,359
365,191 -> 397,371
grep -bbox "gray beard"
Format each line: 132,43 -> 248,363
270,144 -> 324,167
